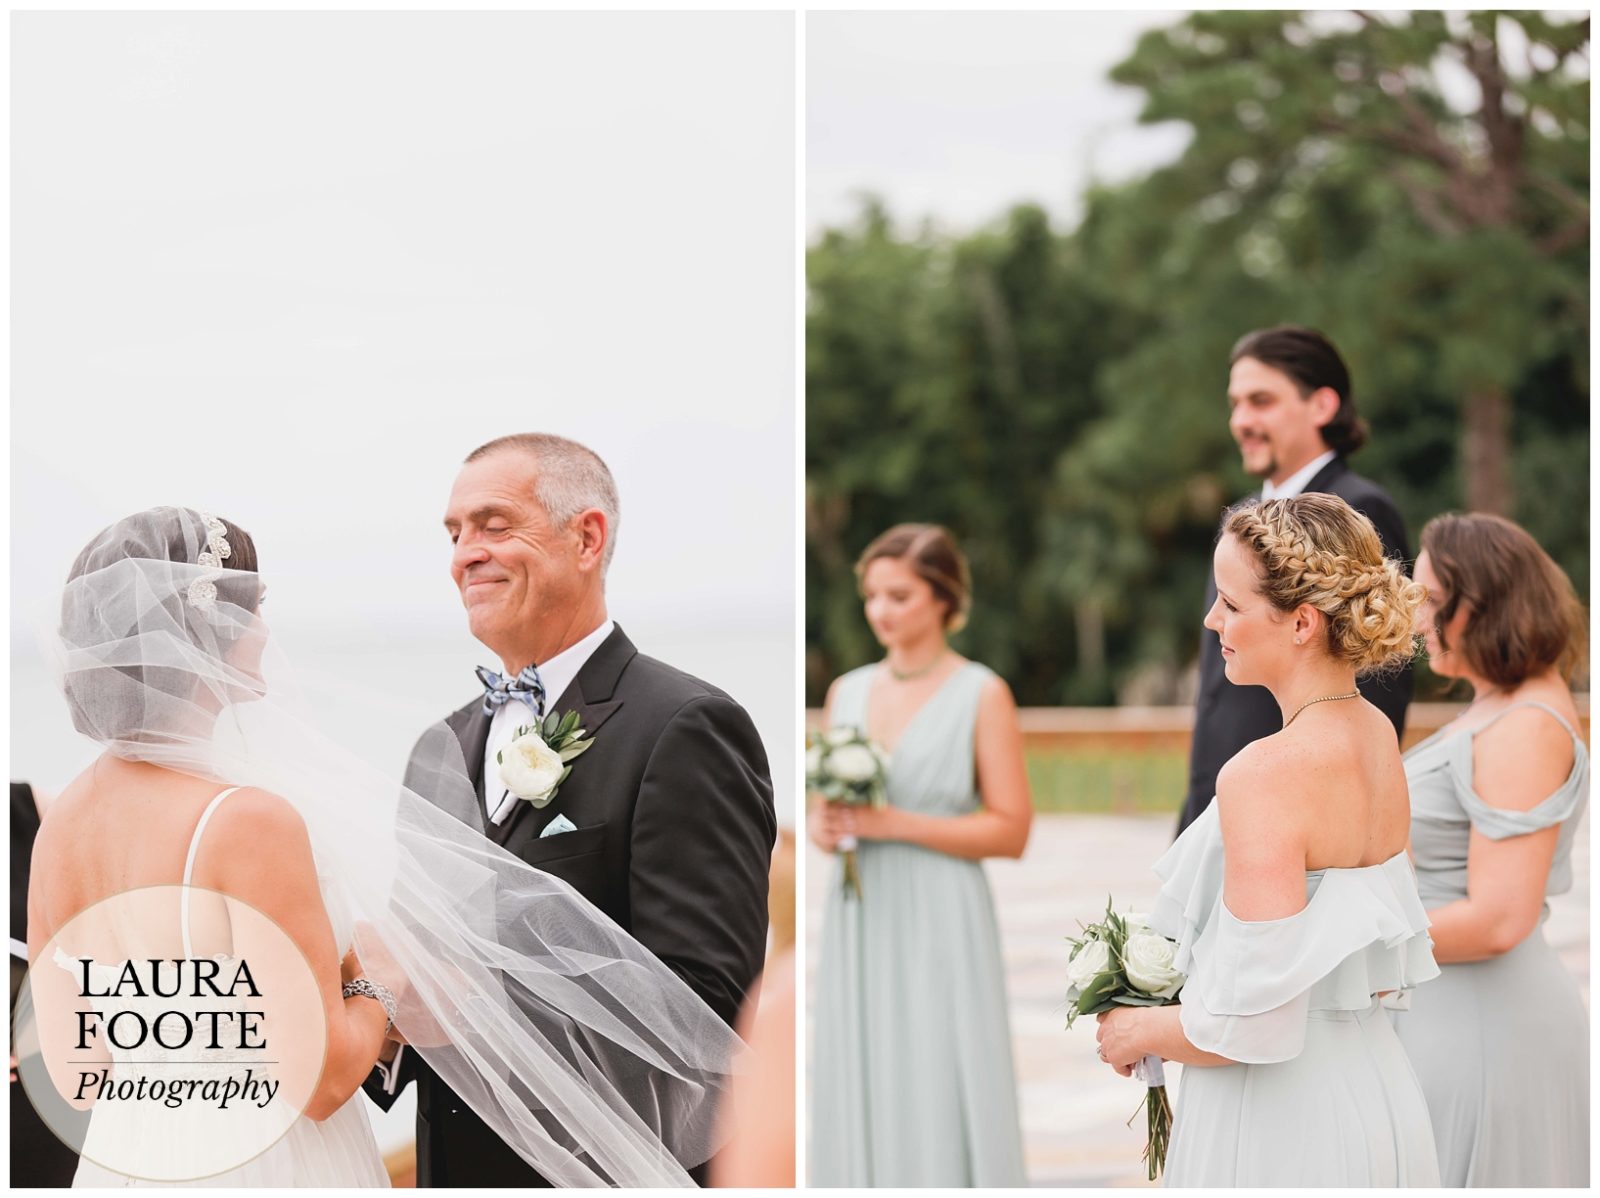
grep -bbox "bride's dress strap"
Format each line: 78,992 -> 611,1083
181,786 -> 244,958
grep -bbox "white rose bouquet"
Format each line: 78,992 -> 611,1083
804,726 -> 889,899
1064,898 -> 1186,1180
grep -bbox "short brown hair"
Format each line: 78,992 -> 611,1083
1420,512 -> 1587,687
854,524 -> 972,632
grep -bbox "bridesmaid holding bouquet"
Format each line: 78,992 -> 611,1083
808,524 -> 1031,1187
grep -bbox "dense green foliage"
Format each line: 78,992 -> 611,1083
808,11 -> 1589,705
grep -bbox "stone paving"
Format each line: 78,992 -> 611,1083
805,810 -> 1589,1188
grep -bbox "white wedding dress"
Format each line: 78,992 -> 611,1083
67,787 -> 389,1188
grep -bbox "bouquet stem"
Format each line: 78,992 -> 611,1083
1130,1054 -> 1172,1180
839,835 -> 862,899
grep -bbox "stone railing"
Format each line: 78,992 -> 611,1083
806,696 -> 1590,754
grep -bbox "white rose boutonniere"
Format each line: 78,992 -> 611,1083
498,709 -> 596,809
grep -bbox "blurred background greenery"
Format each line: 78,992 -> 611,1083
807,10 -> 1590,708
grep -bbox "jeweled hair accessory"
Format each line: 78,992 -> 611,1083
186,512 -> 233,611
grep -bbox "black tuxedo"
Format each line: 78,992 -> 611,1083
1175,458 -> 1414,835
364,625 -> 775,1187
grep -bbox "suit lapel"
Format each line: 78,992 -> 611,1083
489,625 -> 637,846
1302,455 -> 1348,496
548,623 -> 635,736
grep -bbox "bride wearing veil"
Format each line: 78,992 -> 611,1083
21,507 -> 739,1187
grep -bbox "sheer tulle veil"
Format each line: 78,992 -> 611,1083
48,506 -> 738,1187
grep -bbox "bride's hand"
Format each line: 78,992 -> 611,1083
1096,1007 -> 1146,1072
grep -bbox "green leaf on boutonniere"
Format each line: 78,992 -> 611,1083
558,738 -> 594,763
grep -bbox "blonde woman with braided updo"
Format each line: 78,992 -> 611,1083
1390,514 -> 1588,1187
1093,493 -> 1442,1186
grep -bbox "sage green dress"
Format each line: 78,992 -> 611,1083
1151,802 -> 1441,1187
809,661 -> 1027,1187
1392,700 -> 1590,1187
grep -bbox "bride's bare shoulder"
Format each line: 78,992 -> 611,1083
206,787 -> 308,843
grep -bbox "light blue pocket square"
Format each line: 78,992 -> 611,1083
539,814 -> 578,839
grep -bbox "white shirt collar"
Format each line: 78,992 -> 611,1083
517,617 -> 616,714
1261,449 -> 1337,501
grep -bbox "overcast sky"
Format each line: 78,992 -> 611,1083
808,10 -> 1193,236
12,11 -> 797,819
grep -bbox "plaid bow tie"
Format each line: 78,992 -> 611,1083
475,663 -> 546,719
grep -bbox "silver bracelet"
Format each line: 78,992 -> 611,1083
343,976 -> 398,1034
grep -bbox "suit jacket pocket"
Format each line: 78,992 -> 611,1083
519,821 -> 607,867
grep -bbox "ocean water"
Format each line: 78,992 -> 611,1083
11,621 -> 796,825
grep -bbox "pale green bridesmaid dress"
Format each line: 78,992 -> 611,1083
1150,802 -> 1442,1187
809,661 -> 1027,1187
1392,700 -> 1589,1187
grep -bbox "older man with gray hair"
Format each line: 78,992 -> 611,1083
366,432 -> 776,1188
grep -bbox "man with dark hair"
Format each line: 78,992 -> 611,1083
1176,326 -> 1413,834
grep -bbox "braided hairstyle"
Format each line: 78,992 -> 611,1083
1223,494 -> 1422,674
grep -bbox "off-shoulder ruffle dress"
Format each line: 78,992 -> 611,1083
1149,802 -> 1441,1187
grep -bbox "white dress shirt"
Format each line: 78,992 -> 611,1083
377,617 -> 615,1094
1261,449 -> 1337,500
484,618 -> 615,825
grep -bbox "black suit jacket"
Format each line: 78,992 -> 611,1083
1175,458 -> 1414,835
364,625 -> 776,1187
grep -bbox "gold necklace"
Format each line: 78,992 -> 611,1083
887,651 -> 948,682
1284,690 -> 1361,727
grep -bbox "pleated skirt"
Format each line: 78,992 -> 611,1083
1165,1002 -> 1440,1187
1392,928 -> 1589,1187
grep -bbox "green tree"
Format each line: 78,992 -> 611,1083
1108,9 -> 1588,516
806,11 -> 1589,706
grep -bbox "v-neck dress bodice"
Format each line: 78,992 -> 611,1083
839,661 -> 989,817
809,660 -> 1026,1187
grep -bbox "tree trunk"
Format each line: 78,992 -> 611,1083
1462,385 -> 1513,515
1075,599 -> 1106,682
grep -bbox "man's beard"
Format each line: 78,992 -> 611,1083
1238,439 -> 1276,480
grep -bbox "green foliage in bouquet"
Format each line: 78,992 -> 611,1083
1064,903 -> 1185,1024
1065,897 -> 1187,1180
805,727 -> 889,898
